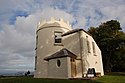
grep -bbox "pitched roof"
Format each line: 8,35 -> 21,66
62,28 -> 92,36
44,48 -> 77,61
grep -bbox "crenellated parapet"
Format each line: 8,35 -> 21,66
37,17 -> 72,31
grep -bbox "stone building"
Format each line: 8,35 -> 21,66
34,17 -> 104,79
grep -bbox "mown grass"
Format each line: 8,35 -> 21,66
0,77 -> 97,83
0,72 -> 125,83
96,72 -> 125,83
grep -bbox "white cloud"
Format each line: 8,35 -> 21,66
0,0 -> 125,72
40,7 -> 74,23
74,0 -> 125,30
0,6 -> 75,72
0,13 -> 39,71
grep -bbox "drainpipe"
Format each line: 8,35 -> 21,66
79,30 -> 84,78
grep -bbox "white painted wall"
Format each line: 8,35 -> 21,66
62,32 -> 83,77
62,30 -> 104,77
62,32 -> 81,58
35,18 -> 104,78
81,31 -> 104,76
48,57 -> 69,79
34,26 -> 70,78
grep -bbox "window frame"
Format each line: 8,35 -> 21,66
35,56 -> 37,70
92,41 -> 97,56
35,35 -> 38,50
86,36 -> 91,53
92,42 -> 95,53
57,59 -> 61,68
87,40 -> 91,53
54,31 -> 63,45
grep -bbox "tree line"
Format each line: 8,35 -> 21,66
88,20 -> 125,73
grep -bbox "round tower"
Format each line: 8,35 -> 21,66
34,17 -> 72,78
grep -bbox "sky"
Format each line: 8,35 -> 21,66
0,0 -> 125,73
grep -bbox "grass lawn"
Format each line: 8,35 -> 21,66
96,72 -> 125,83
0,72 -> 125,83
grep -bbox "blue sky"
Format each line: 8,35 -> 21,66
0,0 -> 125,73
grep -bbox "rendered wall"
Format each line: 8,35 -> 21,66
62,32 -> 82,77
48,57 -> 69,79
94,43 -> 104,76
62,32 -> 81,57
34,27 -> 69,78
34,18 -> 104,78
62,30 -> 104,76
81,31 -> 104,76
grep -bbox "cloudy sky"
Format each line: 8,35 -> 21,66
0,0 -> 125,73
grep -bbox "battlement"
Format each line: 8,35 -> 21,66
37,17 -> 72,31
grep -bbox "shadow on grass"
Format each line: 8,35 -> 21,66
0,77 -> 102,83
1,72 -> 125,83
105,72 -> 125,76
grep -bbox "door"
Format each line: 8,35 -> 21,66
71,58 -> 76,77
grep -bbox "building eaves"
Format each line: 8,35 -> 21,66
62,28 -> 92,37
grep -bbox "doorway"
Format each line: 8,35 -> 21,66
71,58 -> 76,77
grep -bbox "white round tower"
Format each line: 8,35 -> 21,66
34,17 -> 72,78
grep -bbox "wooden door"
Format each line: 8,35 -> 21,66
71,58 -> 76,77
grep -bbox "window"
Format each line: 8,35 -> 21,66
70,58 -> 75,62
35,35 -> 38,50
87,40 -> 91,53
35,56 -> 37,70
54,32 -> 62,44
57,60 -> 61,67
86,36 -> 91,53
92,42 -> 95,53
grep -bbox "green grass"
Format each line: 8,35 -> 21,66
0,72 -> 125,83
0,77 -> 96,83
97,75 -> 125,83
96,72 -> 125,83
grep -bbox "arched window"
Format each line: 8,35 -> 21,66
92,42 -> 95,53
87,40 -> 91,53
86,36 -> 91,53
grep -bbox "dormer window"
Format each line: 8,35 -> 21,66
54,32 -> 62,44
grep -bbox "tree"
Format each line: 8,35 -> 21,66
111,32 -> 125,72
88,20 -> 125,72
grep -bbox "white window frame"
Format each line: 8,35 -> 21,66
54,31 -> 62,45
